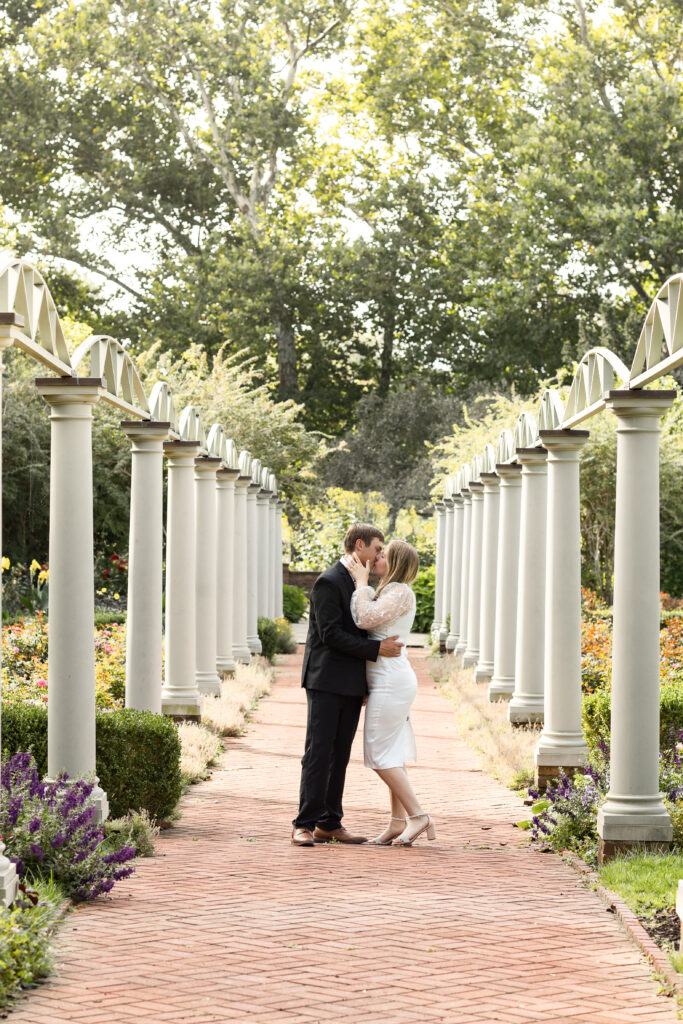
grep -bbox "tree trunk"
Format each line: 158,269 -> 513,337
379,311 -> 395,397
275,311 -> 298,401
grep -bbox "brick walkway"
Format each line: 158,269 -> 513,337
10,649 -> 679,1024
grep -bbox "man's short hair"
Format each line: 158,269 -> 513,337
343,523 -> 385,553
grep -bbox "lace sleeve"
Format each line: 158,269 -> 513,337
351,583 -> 413,629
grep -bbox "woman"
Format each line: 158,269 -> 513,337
348,540 -> 436,847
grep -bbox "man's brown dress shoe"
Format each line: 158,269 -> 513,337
291,827 -> 315,846
313,826 -> 367,844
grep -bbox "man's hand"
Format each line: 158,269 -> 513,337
379,635 -> 403,658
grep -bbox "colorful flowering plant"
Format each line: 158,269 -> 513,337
523,738 -> 683,865
1,559 -> 49,619
2,617 -> 126,709
94,551 -> 128,609
1,752 -> 136,900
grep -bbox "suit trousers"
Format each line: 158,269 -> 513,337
293,688 -> 364,831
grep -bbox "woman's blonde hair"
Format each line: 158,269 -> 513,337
376,540 -> 419,597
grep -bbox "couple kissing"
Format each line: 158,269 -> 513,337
291,523 -> 435,848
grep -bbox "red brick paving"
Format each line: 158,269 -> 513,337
9,648 -> 680,1023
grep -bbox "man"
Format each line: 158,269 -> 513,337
291,523 -> 404,846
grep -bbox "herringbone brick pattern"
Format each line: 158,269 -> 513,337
9,649 -> 679,1023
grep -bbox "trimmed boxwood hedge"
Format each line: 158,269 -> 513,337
583,681 -> 683,752
1,704 -> 182,820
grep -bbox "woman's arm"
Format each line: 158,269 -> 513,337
351,583 -> 413,629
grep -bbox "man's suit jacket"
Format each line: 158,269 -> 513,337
301,561 -> 381,697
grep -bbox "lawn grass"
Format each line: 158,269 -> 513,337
434,656 -> 538,792
599,852 -> 683,917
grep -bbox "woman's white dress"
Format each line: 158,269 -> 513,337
351,582 -> 418,770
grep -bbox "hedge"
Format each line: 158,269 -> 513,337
1,704 -> 182,820
583,681 -> 683,752
283,584 -> 307,623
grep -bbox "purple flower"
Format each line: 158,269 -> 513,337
27,817 -> 41,834
29,843 -> 44,862
50,832 -> 66,848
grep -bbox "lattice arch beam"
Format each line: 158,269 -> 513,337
0,256 -> 72,373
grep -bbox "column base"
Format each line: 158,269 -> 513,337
474,661 -> 494,684
598,837 -> 670,865
534,762 -> 581,792
217,655 -> 236,676
463,648 -> 479,668
445,633 -> 458,651
196,671 -> 222,696
597,801 -> 673,848
233,645 -> 251,664
454,639 -> 467,658
91,780 -> 110,824
0,846 -> 18,907
162,700 -> 201,722
247,635 -> 262,655
508,695 -> 544,724
488,676 -> 514,702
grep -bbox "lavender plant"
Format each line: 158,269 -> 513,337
1,752 -> 136,899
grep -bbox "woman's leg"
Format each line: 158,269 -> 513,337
375,766 -> 434,844
370,767 -> 408,844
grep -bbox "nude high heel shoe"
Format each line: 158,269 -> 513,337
367,817 -> 406,846
394,813 -> 436,847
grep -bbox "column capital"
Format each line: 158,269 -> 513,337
434,501 -> 445,512
217,466 -> 240,484
605,389 -> 676,422
194,456 -> 222,479
36,376 -> 103,411
443,496 -> 455,509
0,311 -> 25,348
469,481 -> 484,494
495,461 -> 522,479
235,472 -> 252,489
247,481 -> 262,495
539,429 -> 590,459
480,472 -> 500,489
121,420 -> 172,444
256,489 -> 273,503
452,493 -> 464,506
164,440 -> 201,468
516,445 -> 548,466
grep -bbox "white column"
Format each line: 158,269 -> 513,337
246,478 -> 263,655
475,472 -> 500,683
195,456 -> 222,696
257,485 -> 272,619
121,420 -> 170,714
440,497 -> 455,646
162,440 -> 201,718
463,482 -> 484,667
597,390 -> 676,859
36,377 -> 108,821
446,495 -> 464,651
275,500 -> 285,619
432,503 -> 446,639
232,467 -> 252,663
269,494 -> 279,619
216,467 -> 239,675
535,431 -> 590,789
0,325 -> 19,904
454,491 -> 472,658
488,463 -> 523,701
508,447 -> 548,724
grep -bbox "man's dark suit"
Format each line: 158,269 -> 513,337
293,561 -> 381,831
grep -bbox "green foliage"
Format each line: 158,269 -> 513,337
0,882 -> 63,1006
582,682 -> 683,753
273,617 -> 297,655
412,565 -> 435,633
257,617 -> 279,663
282,584 -> 307,623
94,610 -> 127,628
599,852 -> 683,918
103,809 -> 160,859
1,705 -> 182,821
287,488 -> 391,569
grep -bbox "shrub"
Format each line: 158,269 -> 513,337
274,617 -> 297,654
0,883 -> 62,1006
412,565 -> 435,632
1,752 -> 136,899
583,681 -> 683,752
103,809 -> 159,858
283,584 -> 307,623
1,705 -> 182,821
177,722 -> 223,784
257,616 -> 278,662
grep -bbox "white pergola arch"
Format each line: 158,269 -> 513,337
435,274 -> 683,861
0,257 -> 285,905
